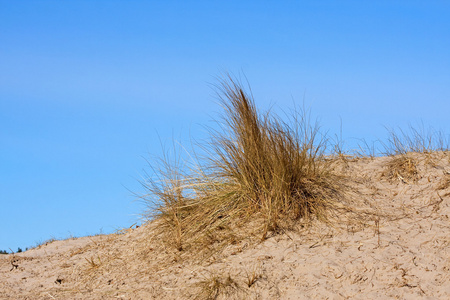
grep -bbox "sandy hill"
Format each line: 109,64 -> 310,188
1,152 -> 450,299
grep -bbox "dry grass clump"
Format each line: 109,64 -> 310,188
193,265 -> 261,299
384,125 -> 449,155
142,76 -> 345,258
195,272 -> 240,300
383,156 -> 419,183
381,125 -> 449,183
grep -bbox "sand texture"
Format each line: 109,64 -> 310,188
1,152 -> 450,299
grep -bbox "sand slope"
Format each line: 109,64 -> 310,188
1,152 -> 450,299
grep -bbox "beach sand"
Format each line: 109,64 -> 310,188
1,152 -> 449,299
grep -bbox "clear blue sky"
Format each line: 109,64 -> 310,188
1,1 -> 449,251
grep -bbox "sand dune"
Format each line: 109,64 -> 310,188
1,152 -> 449,299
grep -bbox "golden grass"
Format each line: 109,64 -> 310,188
195,272 -> 240,300
384,125 -> 449,155
142,75 -> 346,259
383,155 -> 419,183
382,125 -> 449,183
244,264 -> 262,288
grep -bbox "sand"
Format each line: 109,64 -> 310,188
1,152 -> 449,299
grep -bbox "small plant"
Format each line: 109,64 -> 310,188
356,138 -> 378,159
85,256 -> 102,269
195,272 -> 239,300
381,124 -> 449,183
34,237 -> 58,249
0,250 -> 8,254
383,124 -> 449,155
383,155 -> 419,183
245,265 -> 261,288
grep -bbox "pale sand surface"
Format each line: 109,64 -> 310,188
1,152 -> 449,299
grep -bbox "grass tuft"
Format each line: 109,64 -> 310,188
195,272 -> 239,300
142,75 -> 345,258
245,264 -> 261,288
383,155 -> 419,183
382,124 -> 449,183
383,124 -> 449,155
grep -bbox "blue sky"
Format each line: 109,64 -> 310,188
1,1 -> 449,251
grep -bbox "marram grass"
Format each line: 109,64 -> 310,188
141,75 -> 346,257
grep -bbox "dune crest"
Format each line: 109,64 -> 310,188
2,152 -> 450,299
